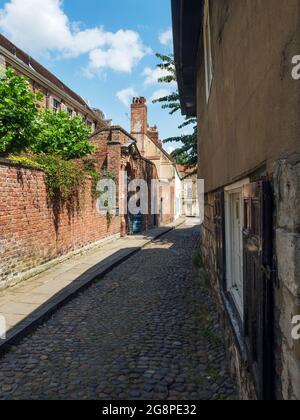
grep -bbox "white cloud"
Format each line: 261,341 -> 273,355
88,30 -> 151,74
0,0 -> 150,73
142,66 -> 177,92
0,0 -> 72,52
117,87 -> 136,107
159,29 -> 173,46
143,66 -> 171,86
150,88 -> 170,103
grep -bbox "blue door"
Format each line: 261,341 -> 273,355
132,212 -> 143,234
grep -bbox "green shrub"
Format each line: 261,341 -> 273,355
36,154 -> 85,201
2,68 -> 100,204
83,158 -> 102,198
0,68 -> 42,154
0,68 -> 95,160
32,110 -> 95,159
8,154 -> 42,169
10,154 -> 101,203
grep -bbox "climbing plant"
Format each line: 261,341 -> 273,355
10,154 -> 101,203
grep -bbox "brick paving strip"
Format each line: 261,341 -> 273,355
0,221 -> 237,400
0,218 -> 185,355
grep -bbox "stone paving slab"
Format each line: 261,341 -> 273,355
0,218 -> 185,355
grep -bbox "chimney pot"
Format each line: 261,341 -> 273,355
131,96 -> 148,134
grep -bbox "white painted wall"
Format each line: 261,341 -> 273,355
174,169 -> 182,220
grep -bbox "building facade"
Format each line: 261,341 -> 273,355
0,34 -> 106,132
131,97 -> 176,224
91,126 -> 159,236
177,166 -> 199,218
172,0 -> 300,400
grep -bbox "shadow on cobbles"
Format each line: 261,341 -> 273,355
0,226 -> 237,400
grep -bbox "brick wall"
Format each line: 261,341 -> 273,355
92,127 -> 160,235
0,160 -> 120,289
160,183 -> 175,225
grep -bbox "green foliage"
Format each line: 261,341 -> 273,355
8,154 -> 42,169
0,68 -> 42,154
106,210 -> 113,227
10,153 -> 102,203
0,68 -> 95,161
32,110 -> 95,159
36,154 -> 85,202
83,158 -> 102,198
164,127 -> 198,167
100,169 -> 116,181
1,68 -> 104,205
153,53 -> 198,167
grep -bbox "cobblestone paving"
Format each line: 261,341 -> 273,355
0,224 -> 237,400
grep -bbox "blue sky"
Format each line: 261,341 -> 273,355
0,0 -> 189,152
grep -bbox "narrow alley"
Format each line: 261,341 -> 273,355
0,222 -> 236,400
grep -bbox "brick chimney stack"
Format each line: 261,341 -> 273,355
131,97 -> 148,135
147,125 -> 162,146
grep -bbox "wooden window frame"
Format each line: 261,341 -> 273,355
224,179 -> 249,320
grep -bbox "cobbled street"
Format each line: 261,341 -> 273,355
0,223 -> 237,400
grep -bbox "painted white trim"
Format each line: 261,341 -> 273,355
224,179 -> 249,319
225,178 -> 250,192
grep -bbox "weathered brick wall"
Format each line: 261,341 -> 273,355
0,160 -> 120,289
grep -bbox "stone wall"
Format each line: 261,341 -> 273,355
273,155 -> 300,400
200,160 -> 300,400
0,159 -> 120,290
200,192 -> 257,400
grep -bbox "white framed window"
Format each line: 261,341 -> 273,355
224,179 -> 249,319
51,97 -> 61,113
203,0 -> 213,101
67,107 -> 73,118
